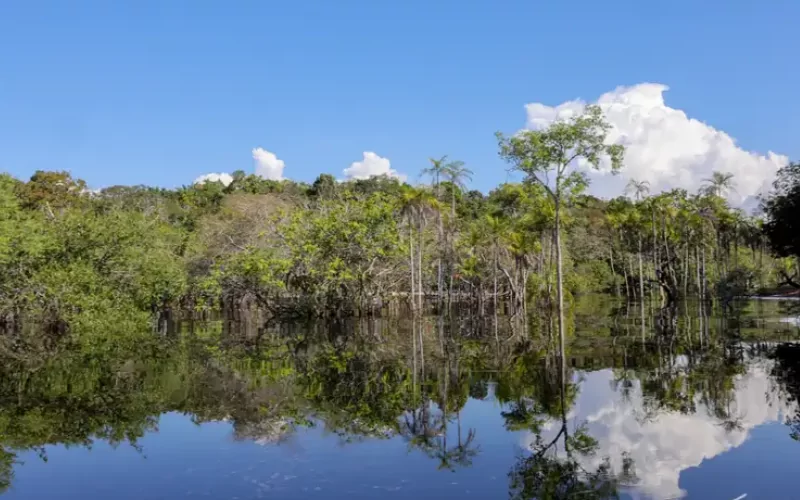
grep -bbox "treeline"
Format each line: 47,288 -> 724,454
1,152 -> 799,335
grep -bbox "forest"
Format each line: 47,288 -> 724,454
0,106 -> 798,343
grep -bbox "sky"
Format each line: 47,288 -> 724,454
1,0 -> 798,205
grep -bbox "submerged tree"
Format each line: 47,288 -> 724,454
498,105 -> 624,358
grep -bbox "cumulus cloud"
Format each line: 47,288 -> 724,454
521,361 -> 793,499
252,147 -> 285,180
524,83 -> 789,209
193,172 -> 233,186
343,152 -> 406,181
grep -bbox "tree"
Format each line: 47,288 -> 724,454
398,186 -> 441,311
422,157 -> 451,300
497,105 -> 624,359
443,161 -> 473,220
625,180 -> 650,203
763,162 -> 800,287
625,180 -> 650,303
702,171 -> 736,198
443,160 -> 472,296
310,174 -> 337,199
15,170 -> 88,213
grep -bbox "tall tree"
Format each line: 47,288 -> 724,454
497,105 -> 624,358
625,179 -> 650,302
443,160 -> 473,297
443,161 -> 473,220
702,171 -> 736,198
423,157 -> 451,301
625,179 -> 650,203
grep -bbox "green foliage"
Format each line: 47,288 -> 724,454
568,261 -> 614,294
497,105 -> 624,202
0,143 -> 790,338
763,163 -> 800,282
1,177 -> 187,340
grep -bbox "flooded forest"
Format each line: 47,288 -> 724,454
2,109 -> 800,499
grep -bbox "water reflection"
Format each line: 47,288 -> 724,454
0,298 -> 800,498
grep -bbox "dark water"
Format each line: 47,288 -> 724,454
2,298 -> 800,499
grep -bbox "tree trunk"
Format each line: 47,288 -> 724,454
522,268 -> 529,337
437,211 -> 444,304
623,254 -> 630,298
652,210 -> 659,281
494,243 -> 499,342
638,236 -> 645,302
609,247 -> 619,297
418,215 -> 424,313
409,222 -> 416,312
683,243 -> 689,297
555,197 -> 565,361
701,245 -> 708,300
449,188 -> 457,302
695,245 -> 703,299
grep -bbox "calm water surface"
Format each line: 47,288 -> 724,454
2,298 -> 800,499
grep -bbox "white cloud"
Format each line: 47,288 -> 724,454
193,172 -> 233,186
252,147 -> 286,180
343,152 -> 406,181
521,361 -> 794,499
524,83 -> 790,209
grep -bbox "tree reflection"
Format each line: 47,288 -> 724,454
0,448 -> 14,495
770,343 -> 800,440
505,353 -> 633,500
0,301 -> 796,495
399,344 -> 480,470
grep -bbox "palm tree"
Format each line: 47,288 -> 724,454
413,188 -> 442,312
625,179 -> 650,202
421,156 -> 450,196
443,160 -> 472,298
422,157 -> 452,302
399,186 -> 420,311
702,171 -> 735,198
443,161 -> 473,220
625,180 -> 649,302
485,215 -> 508,341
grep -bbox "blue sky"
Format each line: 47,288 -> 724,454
1,0 -> 798,199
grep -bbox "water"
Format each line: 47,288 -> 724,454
2,298 -> 800,499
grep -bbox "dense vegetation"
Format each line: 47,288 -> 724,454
1,110 -> 798,338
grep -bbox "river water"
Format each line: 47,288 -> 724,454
1,297 -> 799,499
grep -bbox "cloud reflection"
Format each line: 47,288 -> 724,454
521,362 -> 793,499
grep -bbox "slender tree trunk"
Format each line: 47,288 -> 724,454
638,236 -> 645,302
418,215 -> 424,313
652,210 -> 659,280
409,221 -> 416,312
695,245 -> 703,299
609,247 -> 620,297
547,232 -> 554,303
412,313 -> 418,387
419,314 -> 425,371
683,243 -> 689,297
555,197 -> 565,361
701,245 -> 708,301
437,211 -> 444,304
494,243 -> 499,342
522,269 -> 529,337
623,254 -> 630,298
